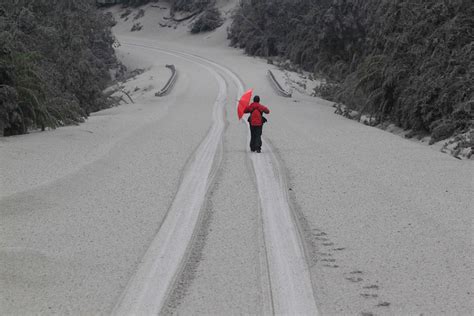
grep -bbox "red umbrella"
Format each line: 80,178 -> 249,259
237,89 -> 253,120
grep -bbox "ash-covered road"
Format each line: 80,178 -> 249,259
1,3 -> 472,315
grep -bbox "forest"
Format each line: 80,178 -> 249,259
0,0 -> 118,136
229,0 -> 473,141
0,0 -> 221,136
2,0 -> 471,141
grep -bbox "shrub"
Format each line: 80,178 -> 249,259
171,0 -> 211,12
120,9 -> 132,19
133,9 -> 145,20
313,83 -> 340,100
430,121 -> 457,144
131,22 -> 143,31
190,7 -> 223,33
121,0 -> 156,8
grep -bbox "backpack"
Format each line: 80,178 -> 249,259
247,109 -> 268,124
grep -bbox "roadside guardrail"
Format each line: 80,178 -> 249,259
267,70 -> 292,98
155,64 -> 177,96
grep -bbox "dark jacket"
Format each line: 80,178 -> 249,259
245,102 -> 270,126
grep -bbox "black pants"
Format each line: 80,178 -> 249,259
249,125 -> 263,151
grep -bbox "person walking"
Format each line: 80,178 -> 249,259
245,95 -> 270,153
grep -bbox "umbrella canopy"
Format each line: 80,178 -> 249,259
237,89 -> 253,120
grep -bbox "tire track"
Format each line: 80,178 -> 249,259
112,43 -> 227,315
160,48 -> 319,314
115,42 -> 319,314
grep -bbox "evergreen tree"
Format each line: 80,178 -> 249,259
0,0 -> 118,135
229,0 -> 473,139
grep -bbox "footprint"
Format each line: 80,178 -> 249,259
322,242 -> 334,246
360,293 -> 378,299
363,285 -> 379,290
321,258 -> 336,262
346,276 -> 363,282
314,232 -> 327,236
323,264 -> 339,268
333,247 -> 345,251
350,270 -> 363,274
376,301 -> 390,307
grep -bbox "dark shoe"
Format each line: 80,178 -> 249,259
256,149 -> 261,153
